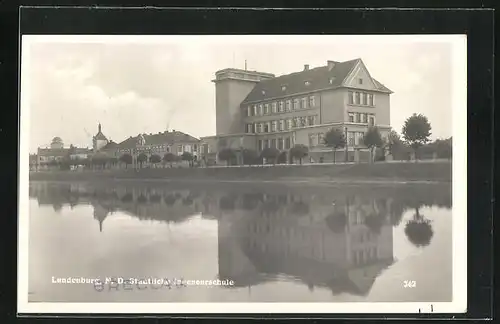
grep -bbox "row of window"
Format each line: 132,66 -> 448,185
258,137 -> 294,151
118,144 -> 198,154
352,247 -> 379,266
247,95 -> 316,117
307,131 -> 369,147
348,112 -> 376,125
246,115 -> 318,134
348,91 -> 375,106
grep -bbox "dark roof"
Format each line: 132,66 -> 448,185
93,131 -> 108,141
52,136 -> 63,143
241,59 -> 392,104
37,148 -> 70,157
101,141 -> 119,151
117,131 -> 200,149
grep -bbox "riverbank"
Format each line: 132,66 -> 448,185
29,161 -> 452,184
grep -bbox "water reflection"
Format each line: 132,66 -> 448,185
28,181 -> 451,300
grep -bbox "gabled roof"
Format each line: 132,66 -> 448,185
93,131 -> 108,141
117,131 -> 200,150
241,59 -> 392,104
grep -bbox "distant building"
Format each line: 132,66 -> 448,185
93,123 -> 109,152
202,59 -> 393,163
114,130 -> 202,165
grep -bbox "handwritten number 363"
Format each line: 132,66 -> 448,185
403,280 -> 416,288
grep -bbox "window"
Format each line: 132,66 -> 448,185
361,93 -> 367,105
285,137 -> 291,149
166,146 -> 171,153
264,104 -> 270,115
247,124 -> 253,133
286,100 -> 291,111
358,78 -> 363,84
258,140 -> 263,151
272,102 -> 277,113
279,101 -> 284,112
361,113 -> 366,123
271,139 -> 277,148
264,123 -> 269,133
348,132 -> 355,146
348,91 -> 354,104
259,123 -> 264,133
318,133 -> 325,145
247,106 -> 252,116
301,97 -> 307,109
253,105 -> 258,116
286,119 -> 292,130
369,115 -> 375,126
281,85 -> 287,91
271,121 -> 277,132
308,134 -> 316,147
293,99 -> 299,110
309,95 -> 315,107
355,92 -> 361,104
300,117 -> 307,127
263,140 -> 269,149
329,77 -> 335,84
279,120 -> 285,131
178,145 -> 183,153
355,113 -> 360,123
305,81 -> 310,86
278,138 -> 284,150
369,94 -> 375,106
348,113 -> 354,123
259,104 -> 264,115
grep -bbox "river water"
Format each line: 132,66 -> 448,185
27,180 -> 452,303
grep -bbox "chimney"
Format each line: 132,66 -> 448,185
304,64 -> 309,71
327,60 -> 335,70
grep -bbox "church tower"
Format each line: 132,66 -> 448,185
92,123 -> 109,152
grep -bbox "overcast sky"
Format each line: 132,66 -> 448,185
24,35 -> 462,152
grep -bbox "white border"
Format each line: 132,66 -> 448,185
18,34 -> 467,314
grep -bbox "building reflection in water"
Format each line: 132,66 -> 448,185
29,181 -> 451,296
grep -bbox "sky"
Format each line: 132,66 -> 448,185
23,35 -> 462,153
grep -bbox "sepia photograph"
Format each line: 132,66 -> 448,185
18,34 -> 467,314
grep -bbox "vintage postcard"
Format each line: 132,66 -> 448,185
18,34 -> 467,314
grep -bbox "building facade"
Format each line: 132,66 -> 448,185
202,59 -> 393,163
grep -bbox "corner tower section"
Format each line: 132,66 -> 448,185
212,68 -> 275,135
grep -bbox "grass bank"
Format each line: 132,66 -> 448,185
30,161 -> 452,184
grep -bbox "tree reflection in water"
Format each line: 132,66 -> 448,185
404,207 -> 434,248
325,211 -> 347,233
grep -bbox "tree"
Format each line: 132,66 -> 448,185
163,152 -> 177,167
119,153 -> 133,169
218,148 -> 236,166
181,152 -> 194,167
323,128 -> 346,163
242,148 -> 259,165
149,154 -> 162,167
385,130 -> 403,157
260,147 -> 280,165
136,153 -> 148,168
402,113 -> 432,160
363,127 -> 384,163
277,151 -> 288,164
289,144 -> 309,165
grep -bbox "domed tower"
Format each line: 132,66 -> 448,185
92,123 -> 109,152
50,137 -> 64,149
